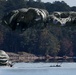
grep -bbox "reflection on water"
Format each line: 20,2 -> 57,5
0,63 -> 76,75
35,58 -> 75,62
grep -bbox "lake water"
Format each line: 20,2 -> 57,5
0,63 -> 76,75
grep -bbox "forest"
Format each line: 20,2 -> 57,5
0,0 -> 76,57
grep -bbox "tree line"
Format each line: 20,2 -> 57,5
0,0 -> 76,57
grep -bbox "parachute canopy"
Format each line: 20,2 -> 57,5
2,8 -> 76,32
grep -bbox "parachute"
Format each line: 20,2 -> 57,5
2,8 -> 76,32
2,8 -> 49,31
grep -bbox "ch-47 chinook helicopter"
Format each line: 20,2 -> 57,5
2,7 -> 76,32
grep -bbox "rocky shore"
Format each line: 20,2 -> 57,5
6,52 -> 74,63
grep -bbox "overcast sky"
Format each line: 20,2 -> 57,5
42,0 -> 76,7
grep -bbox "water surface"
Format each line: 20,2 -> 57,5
0,63 -> 76,75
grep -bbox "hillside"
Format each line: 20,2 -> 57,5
0,0 -> 76,57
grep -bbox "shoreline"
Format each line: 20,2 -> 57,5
6,52 -> 74,63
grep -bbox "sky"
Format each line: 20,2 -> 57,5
42,0 -> 76,7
